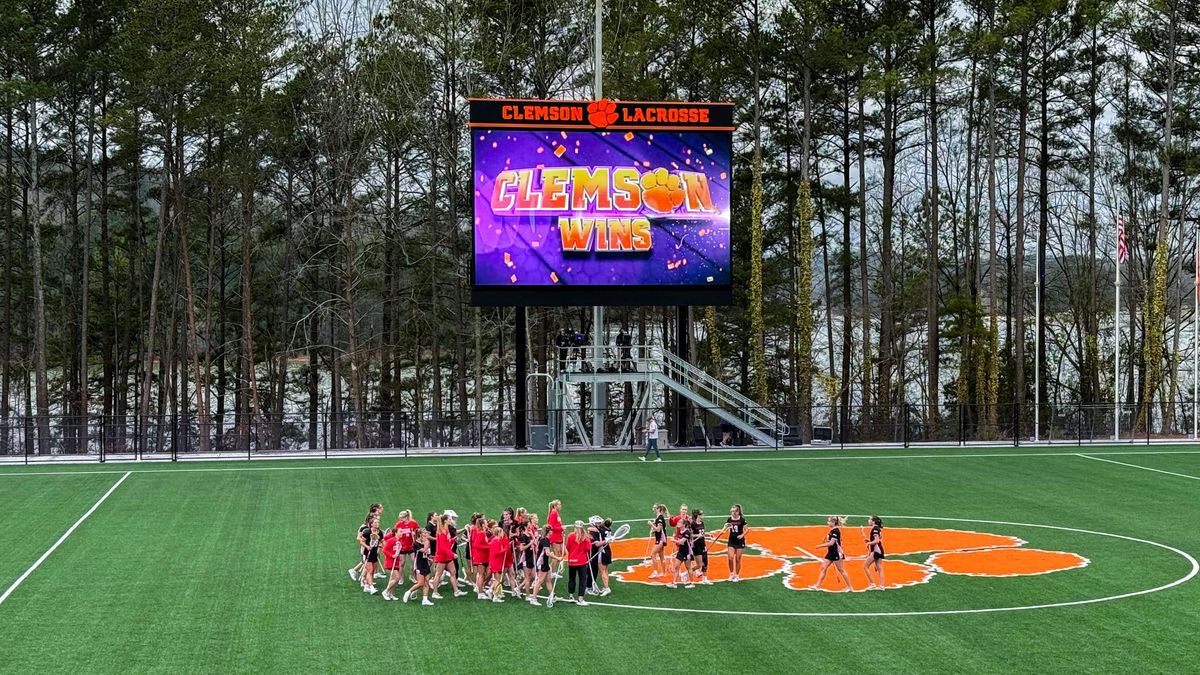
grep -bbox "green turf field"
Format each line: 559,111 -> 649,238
1,446 -> 1197,674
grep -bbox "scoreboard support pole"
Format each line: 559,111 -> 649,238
675,306 -> 690,446
516,306 -> 527,448
590,0 -> 606,448
592,307 -> 606,447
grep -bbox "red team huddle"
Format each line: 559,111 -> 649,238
350,502 -> 889,605
349,500 -> 617,607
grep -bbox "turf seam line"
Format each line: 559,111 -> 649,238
0,471 -> 131,606
3,448 -> 1200,477
1075,453 -> 1200,481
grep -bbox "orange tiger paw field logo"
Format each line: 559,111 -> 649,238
609,525 -> 1089,592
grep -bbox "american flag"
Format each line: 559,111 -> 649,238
1116,215 -> 1128,264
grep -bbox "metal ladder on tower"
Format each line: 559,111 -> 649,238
557,344 -> 789,447
652,348 -> 789,446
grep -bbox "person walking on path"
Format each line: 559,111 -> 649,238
640,416 -> 662,462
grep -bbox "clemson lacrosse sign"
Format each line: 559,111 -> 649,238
469,99 -> 734,306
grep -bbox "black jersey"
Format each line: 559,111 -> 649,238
676,528 -> 696,559
415,546 -> 432,575
726,516 -> 747,546
536,537 -> 552,572
825,527 -> 843,561
364,529 -> 382,555
654,515 -> 667,543
358,525 -> 371,553
691,519 -> 707,553
517,533 -> 533,568
869,525 -> 885,558
598,525 -> 612,564
448,525 -> 459,554
426,523 -> 437,555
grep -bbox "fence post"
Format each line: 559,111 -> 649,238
958,404 -> 964,447
902,404 -> 909,448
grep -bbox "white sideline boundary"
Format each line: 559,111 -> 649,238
1076,454 -> 1200,481
1,447 -> 1200,478
0,471 -> 131,605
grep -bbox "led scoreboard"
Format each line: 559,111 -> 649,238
470,99 -> 734,306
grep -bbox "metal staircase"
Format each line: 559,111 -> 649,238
555,344 -> 788,447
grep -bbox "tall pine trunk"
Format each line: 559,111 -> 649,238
27,98 -> 51,455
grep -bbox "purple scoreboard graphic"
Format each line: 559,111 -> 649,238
469,99 -> 734,306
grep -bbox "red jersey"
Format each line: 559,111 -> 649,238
381,533 -> 399,570
566,532 -> 590,566
670,514 -> 687,538
548,510 -> 564,544
470,529 -> 490,565
489,535 -> 509,572
393,519 -> 420,552
434,530 -> 455,563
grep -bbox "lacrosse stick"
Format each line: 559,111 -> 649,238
583,523 -> 631,570
794,546 -> 825,562
546,556 -> 568,606
706,524 -> 730,553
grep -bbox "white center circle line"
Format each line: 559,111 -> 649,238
590,513 -> 1199,617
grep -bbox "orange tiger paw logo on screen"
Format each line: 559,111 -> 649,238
641,168 -> 686,213
587,99 -> 618,128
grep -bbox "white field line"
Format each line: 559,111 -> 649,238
2,448 -> 1200,478
1076,454 -> 1200,481
0,471 -> 131,606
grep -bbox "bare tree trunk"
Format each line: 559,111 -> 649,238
857,66 -> 871,419
243,182 -> 262,451
27,99 -> 51,455
307,309 -> 319,450
1014,39 -> 1030,438
80,105 -> 95,454
139,113 -> 171,456
1085,22 -> 1100,402
170,112 -> 212,452
840,84 -> 853,438
986,12 -> 1000,433
203,130 -> 218,445
273,170 -> 295,450
748,0 -> 767,405
98,95 -> 113,444
1137,1 -> 1178,431
926,6 -> 941,432
878,45 -> 899,420
2,80 -> 13,451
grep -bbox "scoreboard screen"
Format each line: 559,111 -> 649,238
469,99 -> 734,306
